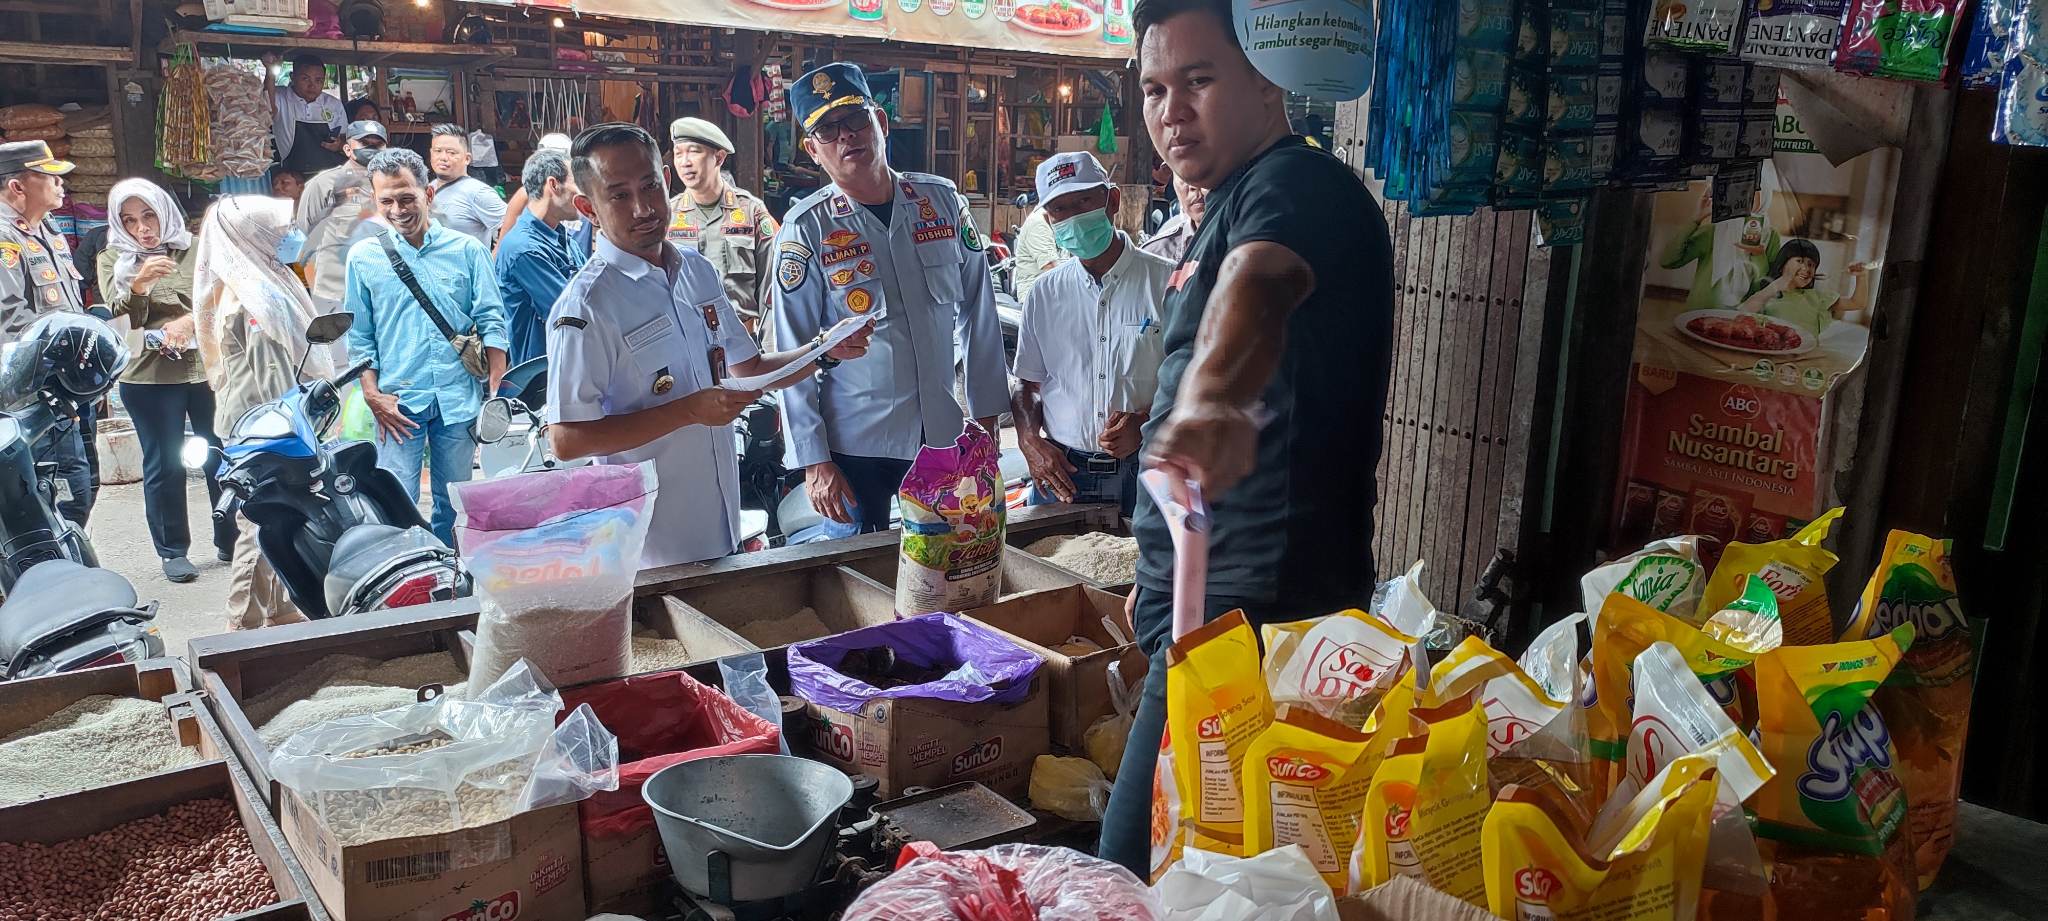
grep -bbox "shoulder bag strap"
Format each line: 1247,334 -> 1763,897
377,232 -> 470,340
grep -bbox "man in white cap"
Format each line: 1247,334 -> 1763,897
296,119 -> 389,313
1009,151 -> 1170,517
667,116 -> 778,339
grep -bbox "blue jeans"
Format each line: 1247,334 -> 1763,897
1096,586 -> 1355,877
373,403 -> 474,546
1026,440 -> 1138,518
812,453 -> 914,540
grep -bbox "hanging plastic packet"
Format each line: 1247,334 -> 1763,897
1740,0 -> 1846,67
1243,706 -> 1382,892
1702,508 -> 1841,646
1264,610 -> 1418,729
1587,592 -> 1778,776
1645,0 -> 1746,52
1160,611 -> 1274,863
1582,535 -> 1707,626
1750,626 -> 1919,921
1356,698 -> 1491,906
1482,752 -> 1721,920
1838,0 -> 1970,81
1843,530 -> 1972,888
1535,199 -> 1589,247
1995,0 -> 2048,147
1963,0 -> 2020,87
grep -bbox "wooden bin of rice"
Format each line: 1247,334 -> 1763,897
0,660 -> 203,808
188,600 -> 481,808
1009,528 -> 1139,594
0,690 -> 328,920
665,565 -> 897,651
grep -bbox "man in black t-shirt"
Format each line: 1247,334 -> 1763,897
1097,0 -> 1395,875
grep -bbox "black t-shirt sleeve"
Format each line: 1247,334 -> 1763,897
1223,147 -> 1374,274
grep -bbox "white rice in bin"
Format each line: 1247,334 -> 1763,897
1025,532 -> 1140,586
0,695 -> 201,806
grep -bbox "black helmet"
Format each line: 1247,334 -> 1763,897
15,313 -> 128,406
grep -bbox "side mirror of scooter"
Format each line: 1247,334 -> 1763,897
306,313 -> 354,346
473,396 -> 515,445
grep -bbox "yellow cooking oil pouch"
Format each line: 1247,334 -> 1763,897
1751,625 -> 1919,921
1243,705 -> 1381,892
1703,507 -> 1843,647
1158,610 -> 1273,862
1589,592 -> 1776,772
1263,610 -> 1417,729
1483,753 -> 1721,921
1432,636 -> 1592,800
1357,697 -> 1490,906
1845,529 -> 1970,890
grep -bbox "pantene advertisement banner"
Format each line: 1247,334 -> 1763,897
1612,124 -> 1899,553
506,0 -> 1136,59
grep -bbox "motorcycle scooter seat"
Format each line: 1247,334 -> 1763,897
0,559 -> 140,669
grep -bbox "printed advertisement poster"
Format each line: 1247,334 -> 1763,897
485,0 -> 1134,59
1612,132 -> 1899,551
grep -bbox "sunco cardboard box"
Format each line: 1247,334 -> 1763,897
964,585 -> 1147,753
802,676 -> 1050,799
279,791 -> 584,921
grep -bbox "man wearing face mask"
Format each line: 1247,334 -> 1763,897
1010,152 -> 1169,518
770,63 -> 1008,537
297,120 -> 389,314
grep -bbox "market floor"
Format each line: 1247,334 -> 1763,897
85,477 -> 239,661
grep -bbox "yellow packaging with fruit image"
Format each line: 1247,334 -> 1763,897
1356,696 -> 1491,905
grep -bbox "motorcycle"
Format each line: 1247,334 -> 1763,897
203,312 -> 470,620
475,356 -> 579,480
0,314 -> 163,679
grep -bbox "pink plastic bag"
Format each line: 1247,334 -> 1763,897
842,842 -> 1163,921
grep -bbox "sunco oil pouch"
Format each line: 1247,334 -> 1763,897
1588,593 -> 1776,772
1155,611 -> 1273,870
1243,705 -> 1382,892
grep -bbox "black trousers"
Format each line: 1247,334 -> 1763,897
121,381 -> 236,560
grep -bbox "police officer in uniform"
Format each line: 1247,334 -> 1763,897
0,140 -> 95,524
546,123 -> 872,571
771,63 -> 1009,537
665,117 -> 779,339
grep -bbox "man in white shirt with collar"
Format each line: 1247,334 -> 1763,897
546,123 -> 871,570
270,54 -> 347,177
428,124 -> 507,246
1010,151 -> 1170,517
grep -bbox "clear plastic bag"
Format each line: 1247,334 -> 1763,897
844,842 -> 1163,921
269,660 -> 620,846
1083,659 -> 1138,778
455,462 -> 658,689
719,653 -> 789,755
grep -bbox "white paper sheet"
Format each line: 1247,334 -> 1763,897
719,312 -> 878,392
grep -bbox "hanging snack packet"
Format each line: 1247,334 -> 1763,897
1740,0 -> 1846,67
1838,0 -> 1969,81
1750,625 -> 1919,921
1243,706 -> 1383,892
1645,0 -> 1746,52
1581,536 -> 1706,625
1356,698 -> 1491,906
1161,611 -> 1274,860
1844,530 -> 1972,888
1702,509 -> 1842,646
1483,752 -> 1721,921
1264,610 -> 1418,729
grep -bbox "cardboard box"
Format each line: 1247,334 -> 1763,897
963,585 -> 1147,754
280,791 -> 584,921
668,565 -> 895,649
0,694 -> 329,920
802,677 -> 1050,799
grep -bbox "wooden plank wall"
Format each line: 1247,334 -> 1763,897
1372,202 -> 1549,611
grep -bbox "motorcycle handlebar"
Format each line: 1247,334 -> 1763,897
213,487 -> 239,523
337,358 -> 374,388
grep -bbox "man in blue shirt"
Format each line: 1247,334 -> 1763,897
494,148 -> 583,368
345,148 -> 509,544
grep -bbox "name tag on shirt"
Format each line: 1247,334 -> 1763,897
624,316 -> 670,351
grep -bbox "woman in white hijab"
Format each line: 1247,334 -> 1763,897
193,195 -> 329,630
98,178 -> 237,584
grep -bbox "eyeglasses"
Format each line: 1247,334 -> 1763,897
809,108 -> 876,145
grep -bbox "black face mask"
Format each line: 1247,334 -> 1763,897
351,147 -> 380,166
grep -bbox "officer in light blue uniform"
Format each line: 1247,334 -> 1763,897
771,62 -> 1008,537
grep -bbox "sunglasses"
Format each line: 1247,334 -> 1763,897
809,107 -> 877,145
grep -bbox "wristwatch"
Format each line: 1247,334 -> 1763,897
813,330 -> 841,370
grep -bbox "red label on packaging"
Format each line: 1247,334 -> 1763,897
441,890 -> 520,921
951,736 -> 1004,775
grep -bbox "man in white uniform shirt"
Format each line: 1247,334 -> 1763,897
270,54 -> 347,177
1010,152 -> 1170,517
428,124 -> 507,246
546,123 -> 871,570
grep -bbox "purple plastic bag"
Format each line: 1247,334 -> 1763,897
788,612 -> 1044,713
